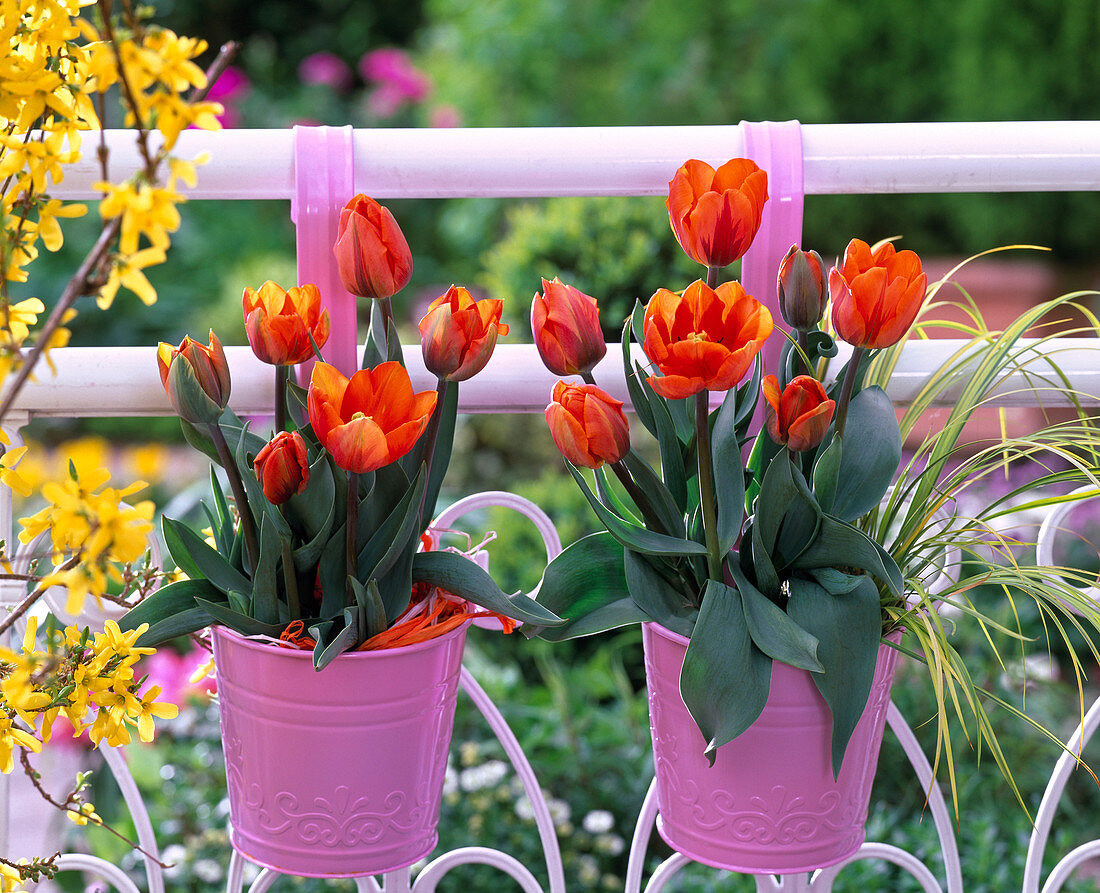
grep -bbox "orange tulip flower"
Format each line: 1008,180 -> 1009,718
531,277 -> 606,376
829,239 -> 927,350
545,381 -> 630,470
762,374 -> 835,453
667,158 -> 769,268
418,285 -> 508,382
307,361 -> 437,474
242,281 -> 331,366
254,430 -> 310,504
642,280 -> 773,400
156,330 -> 231,424
333,194 -> 413,300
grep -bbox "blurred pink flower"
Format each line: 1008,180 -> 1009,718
359,47 -> 430,103
298,52 -> 354,92
140,646 -> 215,708
429,105 -> 462,128
205,65 -> 250,128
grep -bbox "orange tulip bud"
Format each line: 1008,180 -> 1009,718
307,361 -> 437,474
333,194 -> 413,299
762,374 -> 835,453
417,285 -> 508,382
531,277 -> 606,376
254,430 -> 310,504
667,158 -> 769,268
545,381 -> 630,469
242,281 -> 331,366
829,239 -> 927,350
777,245 -> 827,332
156,330 -> 231,424
642,280 -> 773,400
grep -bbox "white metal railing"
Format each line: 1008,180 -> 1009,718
6,121 -> 1100,893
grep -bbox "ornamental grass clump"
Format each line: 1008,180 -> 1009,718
122,197 -> 561,668
531,156 -> 1100,798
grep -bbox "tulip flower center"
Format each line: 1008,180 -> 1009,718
686,331 -> 709,344
351,411 -> 373,422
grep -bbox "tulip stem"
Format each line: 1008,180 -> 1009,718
416,379 -> 450,530
275,366 -> 288,433
833,346 -> 866,441
609,457 -> 668,536
695,392 -> 722,582
705,264 -> 720,289
346,471 -> 359,601
208,423 -> 259,573
796,330 -> 811,379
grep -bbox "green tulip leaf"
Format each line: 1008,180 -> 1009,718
195,598 -> 287,640
620,452 -> 686,537
359,464 -> 427,583
811,435 -> 843,514
791,515 -> 903,597
755,454 -> 822,569
748,522 -> 781,600
621,311 -> 656,436
309,615 -> 361,670
251,514 -> 282,626
120,578 -> 223,645
728,562 -> 822,672
567,463 -> 708,557
680,579 -> 771,764
787,573 -> 882,777
285,453 -> 337,543
828,386 -> 902,522
529,532 -> 650,641
624,548 -> 698,637
163,516 -> 252,596
412,549 -> 564,626
712,386 -> 747,552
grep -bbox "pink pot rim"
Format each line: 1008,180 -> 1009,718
211,619 -> 470,661
643,619 -> 904,652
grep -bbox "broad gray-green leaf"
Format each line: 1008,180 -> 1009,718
529,533 -> 647,640
680,579 -> 771,763
567,463 -> 708,557
309,616 -> 361,670
624,548 -> 698,637
811,436 -> 842,515
787,574 -> 882,777
252,514 -> 282,625
195,598 -> 286,640
728,563 -> 821,672
712,386 -> 746,553
413,550 -> 563,626
829,386 -> 902,521
163,517 -> 251,596
120,578 -> 223,644
791,515 -> 903,597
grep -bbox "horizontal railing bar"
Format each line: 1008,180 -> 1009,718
12,340 -> 1099,418
51,122 -> 1100,201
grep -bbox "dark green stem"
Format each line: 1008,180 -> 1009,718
695,391 -> 722,581
705,264 -> 720,289
795,330 -> 811,379
346,471 -> 359,603
275,365 -> 288,433
833,346 -> 867,441
416,378 -> 450,529
208,423 -> 259,573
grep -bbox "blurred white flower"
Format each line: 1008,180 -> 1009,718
582,809 -> 615,834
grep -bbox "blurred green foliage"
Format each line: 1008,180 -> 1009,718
417,0 -> 1100,261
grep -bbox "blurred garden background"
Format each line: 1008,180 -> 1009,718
16,0 -> 1100,890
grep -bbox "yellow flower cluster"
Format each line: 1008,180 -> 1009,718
0,617 -> 179,771
0,862 -> 28,893
16,464 -> 155,616
0,0 -> 220,384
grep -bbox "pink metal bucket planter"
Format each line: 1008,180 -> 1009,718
642,621 -> 900,875
211,623 -> 467,878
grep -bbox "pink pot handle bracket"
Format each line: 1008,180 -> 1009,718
291,125 -> 358,379
738,120 -> 805,429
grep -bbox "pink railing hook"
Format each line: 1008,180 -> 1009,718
738,120 -> 805,408
291,125 -> 358,378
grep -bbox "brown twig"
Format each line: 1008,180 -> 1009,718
96,0 -> 157,182
0,554 -> 81,638
18,749 -> 169,866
